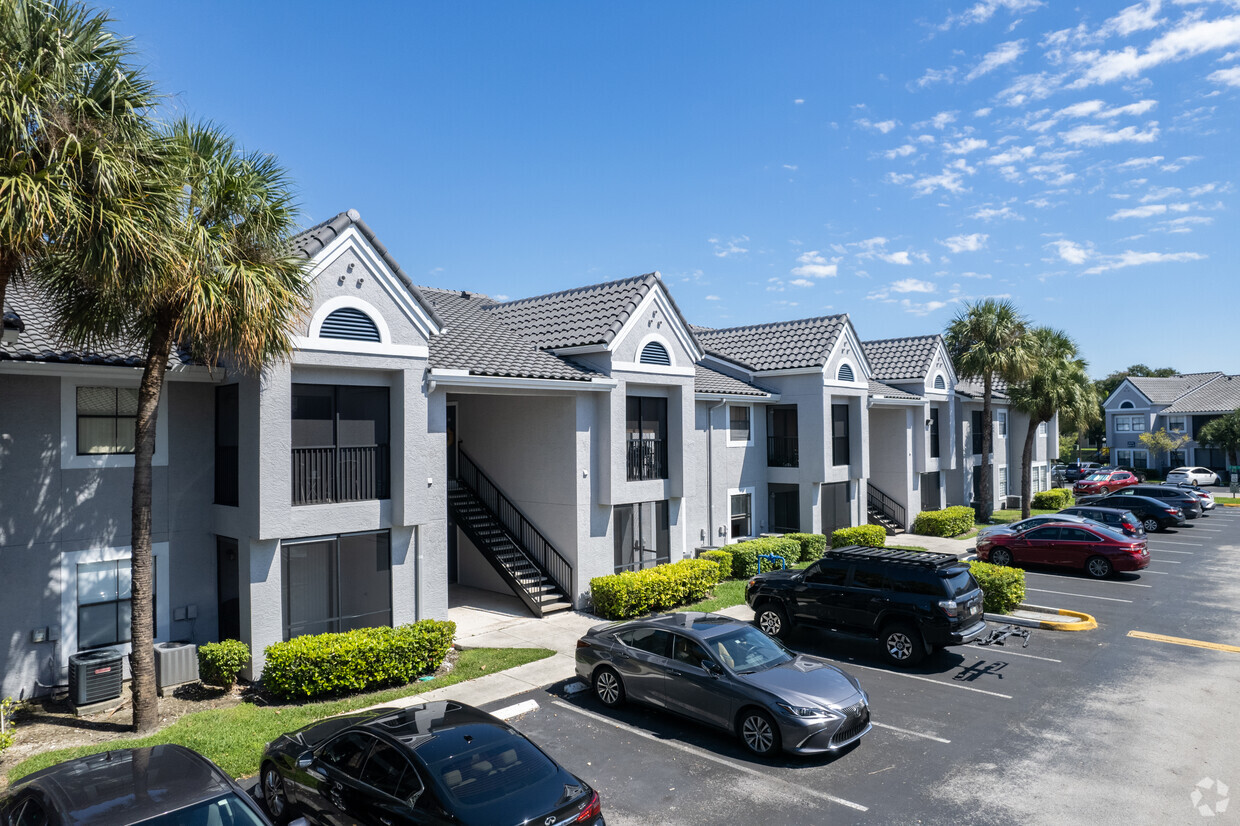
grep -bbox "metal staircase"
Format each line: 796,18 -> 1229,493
450,450 -> 573,618
866,484 -> 907,535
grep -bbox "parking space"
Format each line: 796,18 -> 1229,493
482,508 -> 1240,824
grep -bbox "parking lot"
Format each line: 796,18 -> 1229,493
484,507 -> 1240,825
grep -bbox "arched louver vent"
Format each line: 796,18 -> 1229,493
934,375 -> 946,390
838,364 -> 855,382
640,341 -> 671,366
1120,400 -> 1134,409
320,307 -> 381,343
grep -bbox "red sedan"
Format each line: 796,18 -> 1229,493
976,522 -> 1149,579
1072,470 -> 1140,497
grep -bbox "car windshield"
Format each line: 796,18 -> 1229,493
134,793 -> 268,826
1085,473 -> 1108,481
708,625 -> 793,674
418,724 -> 561,820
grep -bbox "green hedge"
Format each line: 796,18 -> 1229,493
697,550 -> 733,582
728,537 -> 802,578
262,620 -> 456,701
590,559 -> 721,620
784,533 -> 827,562
197,640 -> 251,689
1031,488 -> 1074,510
912,506 -> 977,537
831,525 -> 887,549
968,561 -> 1026,614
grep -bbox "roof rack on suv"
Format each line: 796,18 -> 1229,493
822,544 -> 962,569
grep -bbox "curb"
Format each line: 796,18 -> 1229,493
1022,603 -> 1098,631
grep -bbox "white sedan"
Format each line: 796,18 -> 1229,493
1166,466 -> 1221,487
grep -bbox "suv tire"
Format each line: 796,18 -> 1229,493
881,622 -> 925,667
1143,517 -> 1160,533
755,603 -> 791,640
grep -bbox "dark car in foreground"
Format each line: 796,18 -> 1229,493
259,701 -> 603,826
976,522 -> 1149,578
1057,505 -> 1145,538
1074,493 -> 1186,532
0,744 -> 290,826
575,612 -> 871,757
745,546 -> 986,666
1085,484 -> 1204,519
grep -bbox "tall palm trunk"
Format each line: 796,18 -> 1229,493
1020,418 -> 1039,519
0,251 -> 19,319
130,314 -> 174,733
978,375 -> 994,523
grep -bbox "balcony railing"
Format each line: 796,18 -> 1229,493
626,437 -> 668,481
292,444 -> 390,505
767,436 -> 799,467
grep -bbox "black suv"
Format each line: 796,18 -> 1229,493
745,545 -> 987,667
1083,484 -> 1203,519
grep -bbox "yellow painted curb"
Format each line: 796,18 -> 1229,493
1018,604 -> 1098,631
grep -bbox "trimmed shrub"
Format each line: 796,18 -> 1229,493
728,537 -> 802,578
590,559 -> 722,620
698,550 -> 733,581
1031,488 -> 1074,510
0,697 -> 16,757
831,524 -> 887,549
262,620 -> 456,701
784,533 -> 827,562
969,561 -> 1026,614
912,506 -> 977,537
197,639 -> 251,689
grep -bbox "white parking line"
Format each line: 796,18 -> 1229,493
968,648 -> 1063,663
1025,587 -> 1133,603
1150,549 -> 1195,554
1149,541 -> 1203,547
835,661 -> 1014,699
551,701 -> 869,812
1024,572 -> 1151,588
1151,559 -> 1183,564
871,721 -> 951,744
492,699 -> 540,720
1141,570 -> 1170,575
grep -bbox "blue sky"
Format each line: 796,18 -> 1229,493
112,0 -> 1238,377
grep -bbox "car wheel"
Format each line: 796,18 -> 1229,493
1143,517 -> 1160,533
261,763 -> 292,825
989,547 -> 1013,567
1098,487 -> 1109,495
880,622 -> 925,667
755,603 -> 791,640
738,708 -> 782,756
1086,556 -> 1113,579
593,666 -> 625,708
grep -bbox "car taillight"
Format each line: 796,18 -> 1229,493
937,599 -> 959,618
1165,507 -> 1179,515
576,791 -> 602,822
576,639 -> 591,649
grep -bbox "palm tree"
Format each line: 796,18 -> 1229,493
1007,329 -> 1097,518
43,120 -> 311,732
0,0 -> 159,314
945,299 -> 1035,522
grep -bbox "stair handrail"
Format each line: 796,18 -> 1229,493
867,483 -> 907,529
456,448 -> 573,599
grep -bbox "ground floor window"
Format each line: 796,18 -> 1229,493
1115,449 -> 1149,470
282,531 -> 392,640
614,501 -> 669,573
769,484 -> 800,533
1169,450 -> 1186,469
998,466 -> 1008,498
729,490 -> 753,540
1195,447 -> 1226,469
78,558 -> 155,649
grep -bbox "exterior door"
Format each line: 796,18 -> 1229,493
664,634 -> 733,729
612,628 -> 673,707
216,537 -> 240,642
769,484 -> 800,533
920,472 -> 941,511
821,482 -> 850,535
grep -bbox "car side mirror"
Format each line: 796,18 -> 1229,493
406,786 -> 424,808
295,750 -> 314,770
702,660 -> 722,676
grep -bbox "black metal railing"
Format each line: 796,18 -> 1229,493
626,437 -> 668,481
867,483 -> 907,529
456,448 -> 572,599
767,436 -> 799,467
292,444 -> 390,505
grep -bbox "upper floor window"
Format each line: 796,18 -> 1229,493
1168,416 -> 1186,433
77,387 -> 137,455
1119,400 -> 1134,409
831,403 -> 850,466
972,410 -> 984,455
933,375 -> 946,390
929,407 -> 941,459
292,384 -> 390,505
215,385 -> 239,506
995,411 -> 1007,437
320,307 -> 381,342
837,364 -> 855,383
626,396 -> 668,481
768,405 -> 799,467
728,405 -> 751,445
639,341 -> 671,366
1037,421 -> 1047,436
1115,415 -> 1145,433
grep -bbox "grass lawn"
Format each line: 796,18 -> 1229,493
7,647 -> 553,784
987,508 -> 1058,524
1218,497 -> 1239,505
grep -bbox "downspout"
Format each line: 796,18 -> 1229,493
707,399 -> 727,548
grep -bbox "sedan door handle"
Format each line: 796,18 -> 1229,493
669,669 -> 685,677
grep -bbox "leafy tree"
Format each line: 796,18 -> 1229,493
946,299 -> 1035,522
43,120 -> 310,732
1198,410 -> 1240,472
1138,427 -> 1191,472
1008,329 -> 1096,518
0,0 -> 159,314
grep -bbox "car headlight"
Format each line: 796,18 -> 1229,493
777,703 -> 837,720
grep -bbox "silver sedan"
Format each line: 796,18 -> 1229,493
575,612 -> 871,757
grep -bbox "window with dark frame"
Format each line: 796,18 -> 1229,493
730,492 -> 752,539
281,531 -> 392,640
929,407 -> 941,459
626,396 -> 668,481
729,405 -> 751,443
613,501 -> 670,572
76,386 -> 138,455
831,403 -> 850,466
972,410 -> 984,455
215,385 -> 239,506
77,558 -> 155,649
291,384 -> 390,505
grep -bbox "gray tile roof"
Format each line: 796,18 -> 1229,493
490,272 -> 697,351
695,363 -> 778,398
862,335 -> 941,381
1161,375 -> 1240,414
695,315 -> 849,372
1126,372 -> 1223,405
290,210 -> 446,331
955,377 -> 1009,400
868,380 -> 922,401
422,288 -> 600,382
1,281 -> 193,367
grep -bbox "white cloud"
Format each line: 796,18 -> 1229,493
1098,0 -> 1164,38
1096,99 -> 1158,118
945,137 -> 990,154
1060,122 -> 1159,145
1208,65 -> 1240,86
1188,182 -> 1220,196
940,233 -> 990,253
900,299 -> 950,316
709,235 -> 750,257
937,0 -> 1044,31
971,205 -> 1024,221
931,111 -> 958,130
1110,204 -> 1168,219
1071,14 -> 1240,87
966,40 -> 1027,81
493,294 -> 509,301
705,295 -> 721,301
915,67 -> 959,88
857,118 -> 900,133
791,250 -> 839,278
974,107 -> 993,117
1056,99 -> 1105,118
884,144 -> 918,159
984,145 -> 1037,165
1083,249 -> 1206,274
995,71 -> 1064,106
794,98 -> 805,104
1161,215 -> 1213,231
1115,155 -> 1164,169
891,278 -> 937,293
1139,185 -> 1182,202
885,171 -> 916,185
909,159 -> 975,195
878,251 -> 914,265
1048,239 -> 1093,264
783,164 -> 798,170
789,278 -> 815,288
